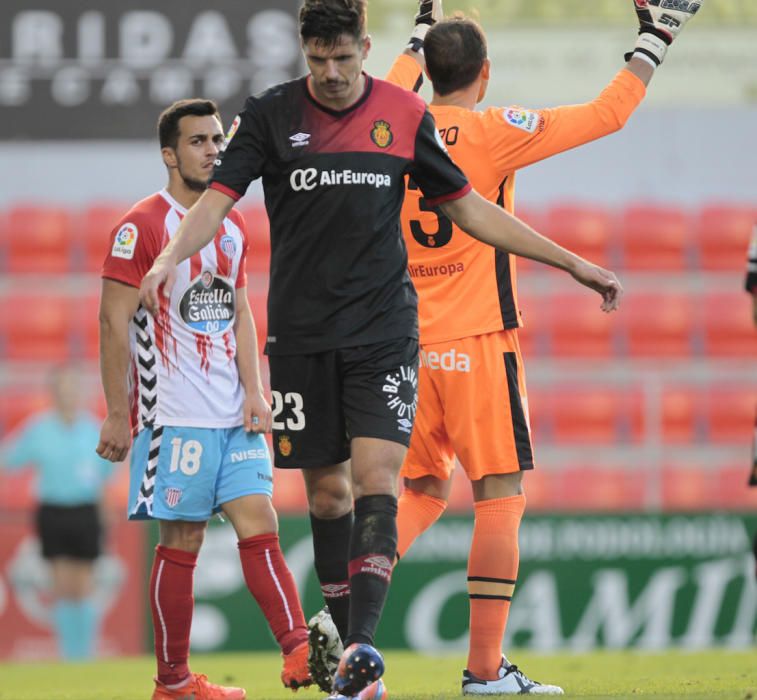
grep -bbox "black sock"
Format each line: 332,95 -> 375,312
310,510 -> 353,642
345,494 -> 398,647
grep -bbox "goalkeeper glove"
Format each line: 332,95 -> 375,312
407,0 -> 443,53
626,0 -> 703,67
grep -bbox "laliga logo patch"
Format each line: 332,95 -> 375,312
111,223 -> 138,259
223,115 -> 241,149
504,108 -> 540,134
370,120 -> 393,148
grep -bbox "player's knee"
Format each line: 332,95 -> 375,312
472,472 -> 523,501
159,520 -> 207,553
307,480 -> 352,518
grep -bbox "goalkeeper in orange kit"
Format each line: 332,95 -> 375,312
383,0 -> 703,696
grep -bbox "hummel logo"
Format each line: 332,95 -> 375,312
289,132 -> 310,147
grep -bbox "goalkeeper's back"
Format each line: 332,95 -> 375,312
391,17 -> 645,345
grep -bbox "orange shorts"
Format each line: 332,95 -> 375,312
402,329 -> 534,482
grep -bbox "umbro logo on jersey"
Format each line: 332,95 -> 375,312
289,132 -> 310,147
290,168 -> 391,192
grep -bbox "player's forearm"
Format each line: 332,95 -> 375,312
386,52 -> 424,90
99,313 -> 132,419
442,191 -> 580,274
234,304 -> 265,396
624,56 -> 654,87
156,189 -> 233,266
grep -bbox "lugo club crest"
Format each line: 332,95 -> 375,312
371,120 -> 393,148
179,271 -> 235,334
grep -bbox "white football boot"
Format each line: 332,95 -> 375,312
308,607 -> 344,693
462,656 -> 564,695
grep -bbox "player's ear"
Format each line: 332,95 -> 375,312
161,146 -> 178,169
481,58 -> 491,82
477,58 -> 491,104
361,34 -> 371,59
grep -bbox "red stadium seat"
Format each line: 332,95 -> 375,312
547,292 -> 616,358
715,465 -> 757,509
556,465 -> 645,511
696,204 -> 757,271
621,293 -> 695,357
4,205 -> 75,273
3,292 -> 74,360
702,292 -> 757,357
516,292 -> 548,358
543,204 -> 613,268
704,386 -> 755,444
0,385 -> 51,435
81,203 -> 129,273
238,204 -> 271,275
661,466 -> 713,511
541,386 -> 643,445
618,205 -> 689,270
661,387 -> 701,443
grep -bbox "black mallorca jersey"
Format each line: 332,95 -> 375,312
746,224 -> 757,293
209,74 -> 471,355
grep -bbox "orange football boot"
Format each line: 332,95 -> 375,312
281,640 -> 313,691
151,672 -> 246,699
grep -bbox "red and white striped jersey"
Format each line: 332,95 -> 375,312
102,189 -> 250,431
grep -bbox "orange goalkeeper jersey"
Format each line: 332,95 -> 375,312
388,54 -> 645,344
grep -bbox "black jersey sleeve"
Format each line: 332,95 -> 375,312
747,226 -> 757,293
209,97 -> 268,200
406,109 -> 471,207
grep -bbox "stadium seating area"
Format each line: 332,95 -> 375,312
0,200 -> 755,513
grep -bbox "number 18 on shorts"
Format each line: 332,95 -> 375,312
128,425 -> 273,520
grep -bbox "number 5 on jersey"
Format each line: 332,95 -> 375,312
271,391 -> 306,431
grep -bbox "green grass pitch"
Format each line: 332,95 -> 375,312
0,649 -> 754,700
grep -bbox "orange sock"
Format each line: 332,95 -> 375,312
395,488 -> 447,561
466,494 -> 526,679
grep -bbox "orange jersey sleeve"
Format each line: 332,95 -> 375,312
485,69 -> 646,173
385,53 -> 424,92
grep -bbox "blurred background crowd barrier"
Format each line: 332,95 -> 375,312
0,0 -> 755,659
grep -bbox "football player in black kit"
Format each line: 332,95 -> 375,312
139,1 -> 623,698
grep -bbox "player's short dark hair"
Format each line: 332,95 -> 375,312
299,0 -> 367,46
157,99 -> 220,149
425,15 -> 487,96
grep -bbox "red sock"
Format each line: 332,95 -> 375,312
396,488 -> 447,560
467,495 -> 526,679
151,545 -> 197,685
238,533 -> 308,653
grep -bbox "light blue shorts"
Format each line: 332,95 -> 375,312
128,425 -> 272,521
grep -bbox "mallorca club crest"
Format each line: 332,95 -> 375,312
278,435 -> 292,457
371,120 -> 393,148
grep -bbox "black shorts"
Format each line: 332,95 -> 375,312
36,504 -> 102,560
268,337 -> 419,469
